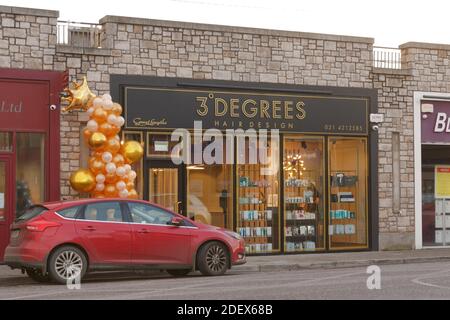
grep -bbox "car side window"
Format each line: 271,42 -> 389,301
128,202 -> 175,226
81,202 -> 124,222
56,206 -> 81,219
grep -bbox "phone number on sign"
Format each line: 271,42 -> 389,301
323,124 -> 364,132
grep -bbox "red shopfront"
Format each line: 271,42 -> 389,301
0,69 -> 63,261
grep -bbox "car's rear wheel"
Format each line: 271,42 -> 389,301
197,241 -> 229,276
48,246 -> 87,285
166,269 -> 192,277
25,268 -> 50,283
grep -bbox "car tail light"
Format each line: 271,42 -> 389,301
25,220 -> 61,232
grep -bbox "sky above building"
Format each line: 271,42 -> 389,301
2,0 -> 450,47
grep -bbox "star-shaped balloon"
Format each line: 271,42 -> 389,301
61,76 -> 96,112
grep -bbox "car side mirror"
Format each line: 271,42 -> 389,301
170,217 -> 183,227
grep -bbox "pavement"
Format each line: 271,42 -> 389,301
3,261 -> 450,299
232,248 -> 450,272
3,248 -> 450,281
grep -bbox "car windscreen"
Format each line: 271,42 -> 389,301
15,205 -> 48,222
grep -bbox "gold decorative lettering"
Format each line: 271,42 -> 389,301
284,101 -> 294,119
260,100 -> 270,119
196,97 -> 208,116
272,101 -> 282,119
230,99 -> 239,118
215,98 -> 228,117
296,101 -> 306,120
242,99 -> 257,118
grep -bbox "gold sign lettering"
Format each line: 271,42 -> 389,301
195,94 -> 307,124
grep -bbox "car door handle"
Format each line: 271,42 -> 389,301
82,226 -> 96,232
138,229 -> 150,234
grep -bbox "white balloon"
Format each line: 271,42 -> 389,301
87,120 -> 98,132
96,174 -> 106,183
87,107 -> 95,116
106,162 -> 117,174
102,152 -> 113,163
116,166 -> 126,177
107,114 -> 117,125
124,164 -> 132,174
117,116 -> 125,127
103,100 -> 113,110
93,97 -> 103,108
95,183 -> 105,192
102,94 -> 112,101
119,189 -> 129,198
129,170 -> 137,180
116,181 -> 126,191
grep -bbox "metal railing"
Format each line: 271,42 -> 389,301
57,21 -> 103,48
373,47 -> 401,69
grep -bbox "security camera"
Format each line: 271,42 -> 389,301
372,125 -> 379,131
49,105 -> 57,111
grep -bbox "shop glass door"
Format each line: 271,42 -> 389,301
148,161 -> 184,214
0,157 -> 12,260
283,136 -> 325,252
328,137 -> 368,250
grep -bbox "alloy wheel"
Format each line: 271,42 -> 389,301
54,250 -> 83,280
205,244 -> 227,272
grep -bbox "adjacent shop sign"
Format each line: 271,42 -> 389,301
0,79 -> 49,131
124,87 -> 368,134
421,100 -> 450,143
435,166 -> 450,199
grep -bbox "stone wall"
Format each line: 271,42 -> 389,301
4,5 -> 449,251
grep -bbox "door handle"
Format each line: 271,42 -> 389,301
82,226 -> 96,232
174,201 -> 182,214
138,229 -> 150,234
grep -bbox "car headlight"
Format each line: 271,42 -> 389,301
224,231 -> 243,240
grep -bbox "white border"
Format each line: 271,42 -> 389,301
414,91 -> 450,250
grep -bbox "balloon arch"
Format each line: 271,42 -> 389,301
62,77 -> 143,199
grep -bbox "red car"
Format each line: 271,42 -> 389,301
4,199 -> 246,284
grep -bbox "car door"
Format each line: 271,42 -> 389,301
75,201 -> 132,265
127,202 -> 192,266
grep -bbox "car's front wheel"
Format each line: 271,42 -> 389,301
48,246 -> 88,285
166,269 -> 192,277
197,241 -> 229,276
26,268 -> 50,283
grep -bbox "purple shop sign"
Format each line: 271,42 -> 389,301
421,100 -> 450,144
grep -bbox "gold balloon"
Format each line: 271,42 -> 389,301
99,122 -> 115,137
106,138 -> 121,154
104,184 -> 118,197
128,189 -> 138,199
122,141 -> 144,164
93,107 -> 108,124
89,158 -> 106,175
62,77 -> 96,112
113,154 -> 125,167
105,173 -> 118,184
70,169 -> 96,193
126,181 -> 135,191
89,132 -> 107,149
82,128 -> 92,142
112,103 -> 123,116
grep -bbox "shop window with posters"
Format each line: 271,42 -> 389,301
283,136 -> 325,252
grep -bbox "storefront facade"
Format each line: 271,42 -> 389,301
0,68 -> 63,259
111,75 -> 378,254
414,92 -> 450,249
5,5 -> 450,255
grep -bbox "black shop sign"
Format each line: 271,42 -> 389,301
124,87 -> 368,134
